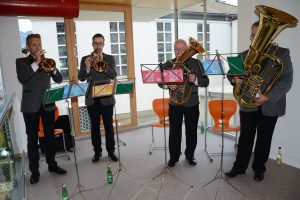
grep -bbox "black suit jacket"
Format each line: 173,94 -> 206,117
16,55 -> 62,113
78,53 -> 117,106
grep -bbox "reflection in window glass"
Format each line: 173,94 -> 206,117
57,34 -> 66,45
121,55 -> 127,65
166,43 -> 172,52
165,33 -> 171,42
158,53 -> 164,62
120,44 -> 126,53
165,23 -> 171,31
110,33 -> 118,43
56,22 -> 65,33
157,33 -> 164,42
197,33 -> 203,41
121,65 -> 127,75
197,24 -> 203,32
58,46 -> 67,57
119,22 -> 125,32
110,22 -> 118,32
157,43 -> 164,52
59,58 -> 68,67
111,44 -> 119,54
120,33 -> 125,43
157,22 -> 163,31
166,53 -> 172,61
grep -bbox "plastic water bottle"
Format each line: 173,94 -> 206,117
276,147 -> 282,164
200,121 -> 205,134
61,184 -> 69,200
107,164 -> 113,184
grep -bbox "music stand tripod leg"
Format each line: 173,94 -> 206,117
151,66 -> 193,200
107,105 -> 131,200
66,99 -> 95,199
202,51 -> 245,198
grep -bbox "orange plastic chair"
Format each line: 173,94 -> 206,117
208,99 -> 240,150
150,98 -> 170,154
39,107 -> 70,160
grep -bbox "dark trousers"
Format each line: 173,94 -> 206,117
87,100 -> 115,154
23,106 -> 57,176
169,104 -> 199,161
233,107 -> 278,173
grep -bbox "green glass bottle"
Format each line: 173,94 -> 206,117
276,147 -> 282,164
200,121 -> 205,134
61,184 -> 69,200
107,164 -> 113,184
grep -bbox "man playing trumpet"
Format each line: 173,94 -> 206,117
16,33 -> 67,185
78,33 -> 118,163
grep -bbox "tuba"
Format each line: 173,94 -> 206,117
233,5 -> 297,108
39,54 -> 56,73
90,50 -> 106,72
170,37 -> 205,104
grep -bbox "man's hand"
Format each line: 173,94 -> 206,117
85,56 -> 92,71
34,49 -> 45,65
233,76 -> 243,85
168,85 -> 177,90
254,91 -> 269,106
189,74 -> 196,82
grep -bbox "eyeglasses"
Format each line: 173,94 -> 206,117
249,34 -> 256,40
174,48 -> 185,52
93,42 -> 104,46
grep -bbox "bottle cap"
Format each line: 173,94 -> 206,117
279,147 -> 282,149
62,183 -> 66,187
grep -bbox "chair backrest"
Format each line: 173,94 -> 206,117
152,98 -> 169,123
39,107 -> 59,133
208,99 -> 237,126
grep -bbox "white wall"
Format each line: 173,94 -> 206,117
238,0 -> 300,168
0,17 -> 27,154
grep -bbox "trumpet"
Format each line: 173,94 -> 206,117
90,50 -> 106,72
39,54 -> 56,73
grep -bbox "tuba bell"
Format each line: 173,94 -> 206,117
170,37 -> 205,104
39,54 -> 56,73
233,5 -> 298,108
90,50 -> 106,72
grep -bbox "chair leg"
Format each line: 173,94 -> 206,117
150,126 -> 155,155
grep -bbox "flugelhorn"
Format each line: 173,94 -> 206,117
39,54 -> 56,73
90,50 -> 106,72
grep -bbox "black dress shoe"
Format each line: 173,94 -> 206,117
48,166 -> 67,174
253,172 -> 264,182
92,153 -> 102,163
108,152 -> 118,161
30,175 -> 40,184
186,157 -> 197,166
167,159 -> 178,167
225,168 -> 245,178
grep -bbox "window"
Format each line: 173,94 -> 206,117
197,23 -> 210,54
56,22 -> 78,81
156,22 -> 173,62
109,22 -> 127,76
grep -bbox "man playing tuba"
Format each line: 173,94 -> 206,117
160,39 -> 209,167
226,20 -> 294,182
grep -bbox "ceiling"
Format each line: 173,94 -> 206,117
79,0 -> 204,10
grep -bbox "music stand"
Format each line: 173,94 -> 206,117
141,63 -> 193,200
201,50 -> 244,199
106,78 -> 135,200
45,80 -> 95,200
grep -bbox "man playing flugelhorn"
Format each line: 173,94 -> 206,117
78,33 -> 118,163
